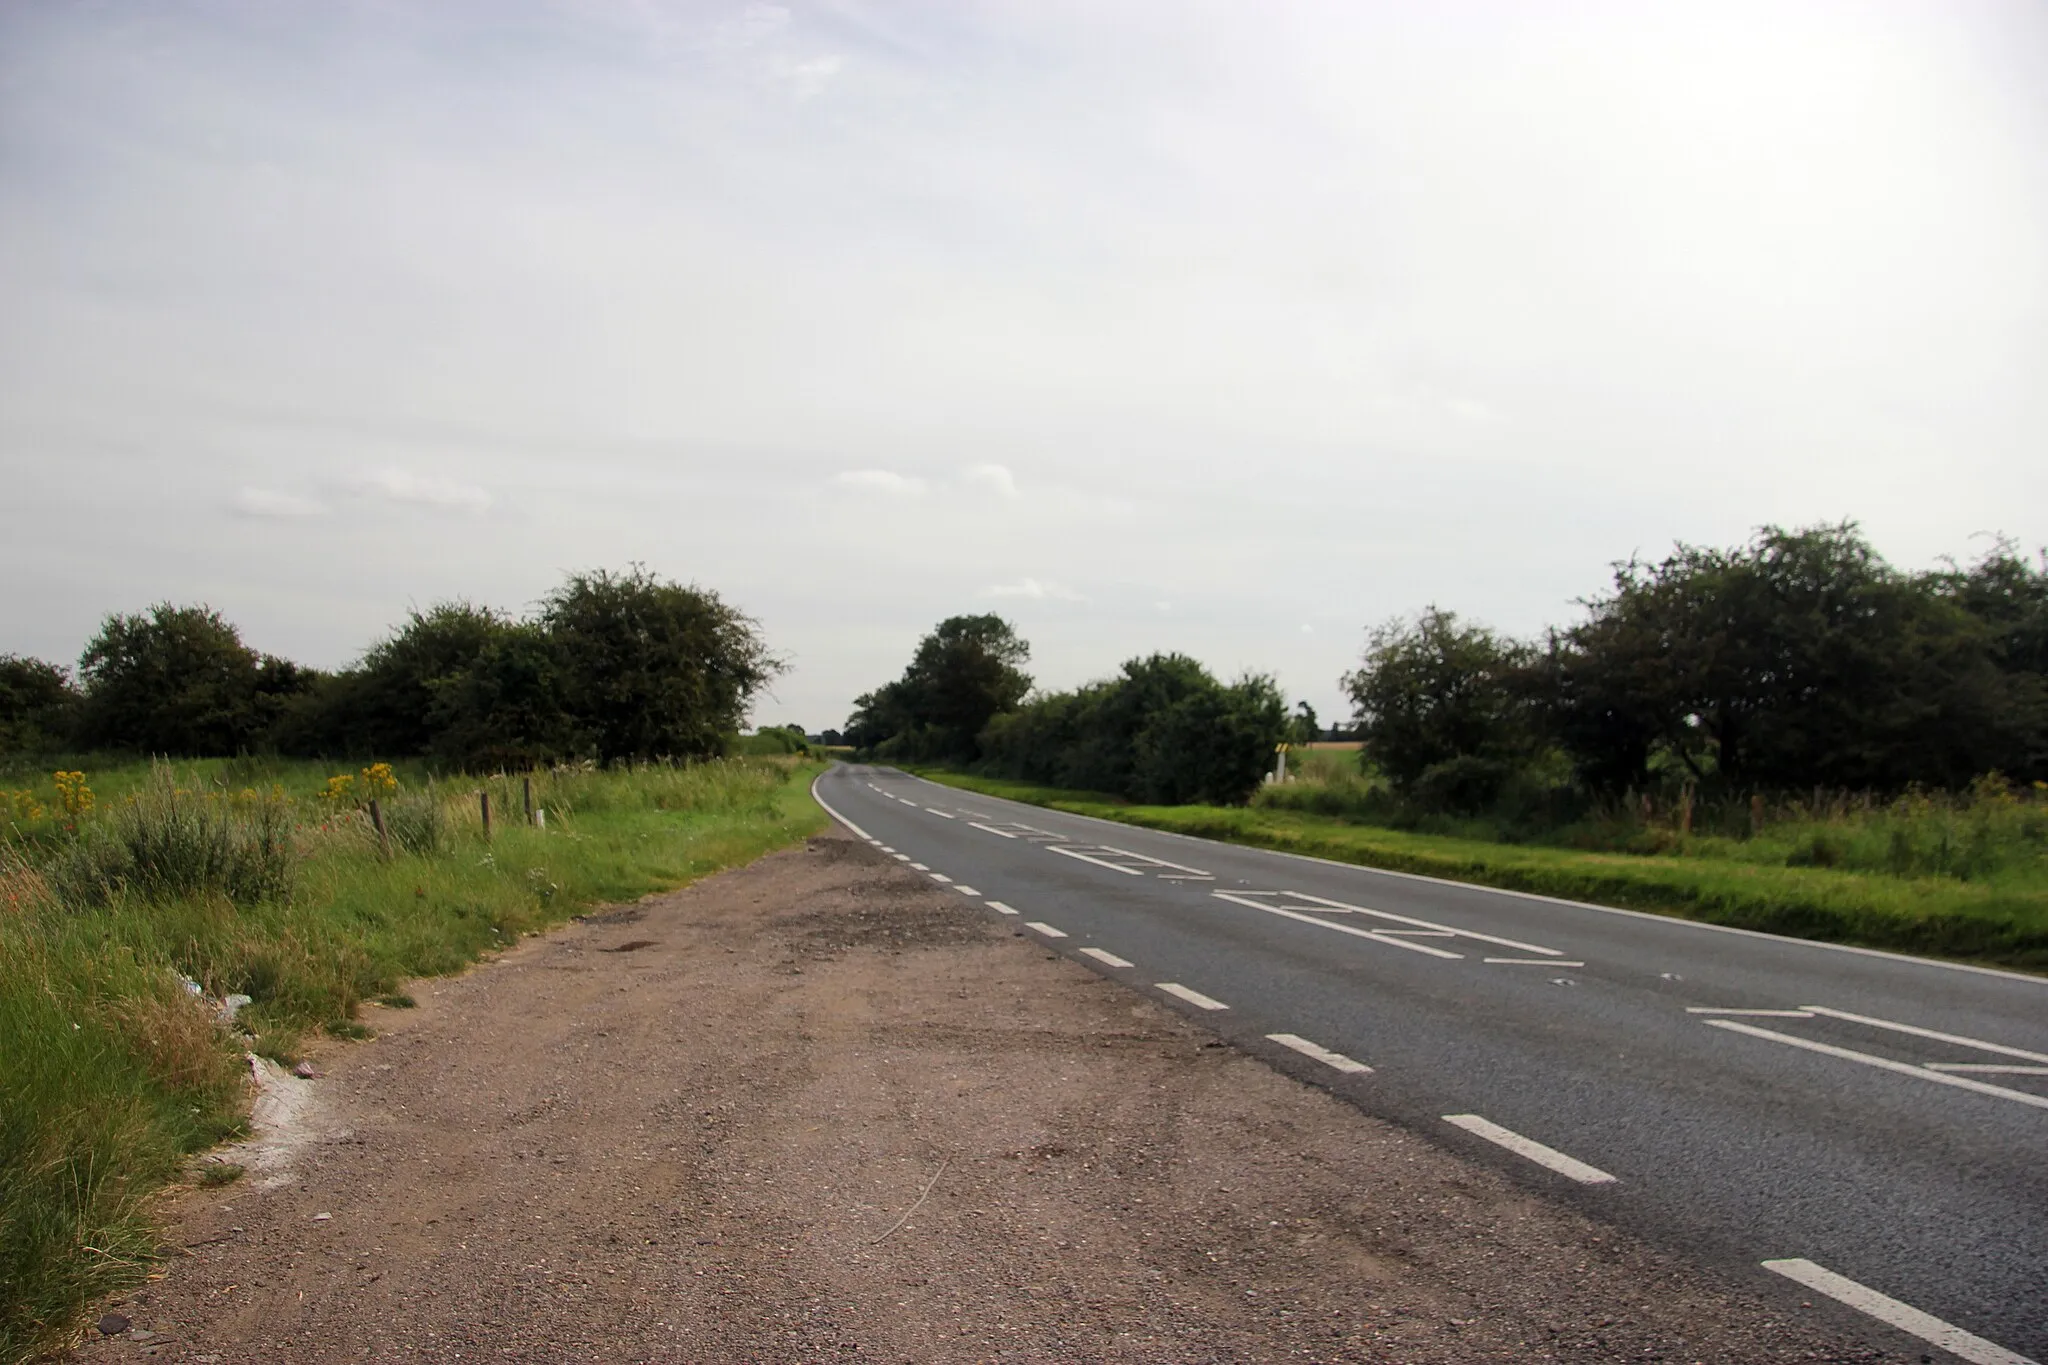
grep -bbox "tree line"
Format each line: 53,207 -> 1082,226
846,524 -> 2045,815
845,615 -> 1290,805
0,567 -> 781,768
1348,524 -> 2048,814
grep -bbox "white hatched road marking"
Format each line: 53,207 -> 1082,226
1213,891 -> 1464,959
970,823 -> 1019,838
985,901 -> 1020,916
1686,1008 -> 1815,1017
1049,845 -> 1145,876
1156,982 -> 1229,1011
1761,1259 -> 2036,1365
1025,921 -> 1068,938
1705,1020 -> 2048,1111
1442,1114 -> 1616,1185
1798,1005 -> 2048,1066
1079,948 -> 1133,968
1281,891 -> 1563,955
1267,1033 -> 1372,1074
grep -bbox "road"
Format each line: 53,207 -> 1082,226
815,764 -> 2048,1365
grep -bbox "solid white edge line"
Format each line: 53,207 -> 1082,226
889,770 -> 2048,987
1796,1005 -> 2048,1065
1760,1259 -> 2036,1365
955,886 -> 981,897
1212,891 -> 1463,959
1704,1020 -> 2048,1111
1025,921 -> 1068,938
1442,1114 -> 1616,1185
808,774 -> 873,841
1156,982 -> 1229,1011
1267,1033 -> 1372,1074
1078,947 -> 1134,968
985,900 -> 1020,915
1924,1063 -> 2048,1074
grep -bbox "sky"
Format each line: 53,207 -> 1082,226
3,0 -> 2044,732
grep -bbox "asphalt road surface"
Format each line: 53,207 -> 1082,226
815,764 -> 2048,1365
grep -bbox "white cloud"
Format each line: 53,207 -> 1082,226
354,468 -> 493,514
962,463 -> 1018,498
982,577 -> 1083,601
232,488 -> 326,518
712,3 -> 791,52
771,54 -> 844,99
829,469 -> 926,496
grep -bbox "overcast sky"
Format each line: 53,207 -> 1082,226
3,0 -> 2044,730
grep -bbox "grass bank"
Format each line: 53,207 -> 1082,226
912,769 -> 2048,971
1,756 -> 826,1363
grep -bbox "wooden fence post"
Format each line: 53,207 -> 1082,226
522,776 -> 534,825
480,790 -> 492,840
368,799 -> 391,859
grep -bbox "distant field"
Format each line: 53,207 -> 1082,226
911,768 -> 2048,972
1,755 -> 826,1363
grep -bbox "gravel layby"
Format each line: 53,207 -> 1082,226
67,831 -> 1892,1364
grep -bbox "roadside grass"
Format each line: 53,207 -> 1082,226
912,768 -> 2048,971
0,756 -> 826,1364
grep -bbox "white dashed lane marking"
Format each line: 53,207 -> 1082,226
928,873 -> 952,884
909,862 -> 930,871
1442,1114 -> 1616,1185
1485,957 -> 1585,966
955,886 -> 981,897
985,901 -> 1020,916
925,808 -> 956,819
1267,1033 -> 1372,1075
1156,983 -> 1228,1011
1078,948 -> 1133,968
1761,1259 -> 2036,1365
1025,922 -> 1068,939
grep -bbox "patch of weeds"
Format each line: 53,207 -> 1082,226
324,1020 -> 375,1041
196,1163 -> 244,1188
371,993 -> 416,1009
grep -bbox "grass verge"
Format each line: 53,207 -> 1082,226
1,757 -> 826,1363
912,769 -> 2048,971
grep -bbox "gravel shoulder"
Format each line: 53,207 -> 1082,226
68,831 -> 1887,1363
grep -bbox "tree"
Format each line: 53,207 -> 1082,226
77,605 -> 277,755
846,615 -> 1031,762
1552,524 -> 2045,792
979,654 -> 1287,805
544,566 -> 782,763
1342,608 -> 1536,803
1287,700 -> 1320,746
0,655 -> 80,753
423,620 -> 586,769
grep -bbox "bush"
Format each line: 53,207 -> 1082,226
48,767 -> 293,909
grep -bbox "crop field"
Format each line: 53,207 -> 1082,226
0,754 -> 826,1361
